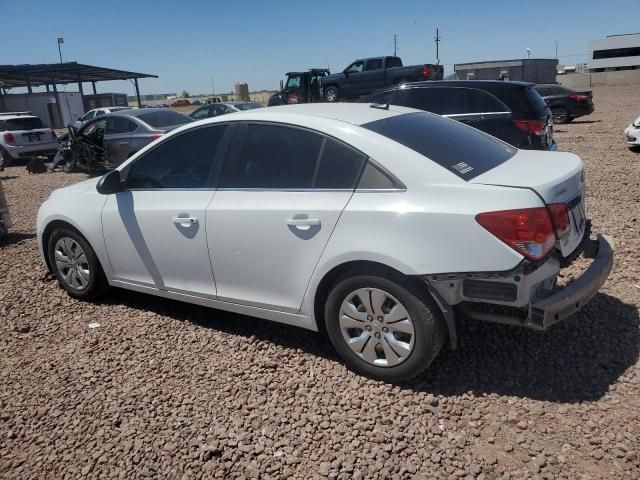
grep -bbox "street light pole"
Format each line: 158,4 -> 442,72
211,76 -> 215,96
57,37 -> 64,63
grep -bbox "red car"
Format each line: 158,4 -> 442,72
170,99 -> 191,107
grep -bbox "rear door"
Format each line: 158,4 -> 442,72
104,116 -> 138,165
206,122 -> 366,312
342,60 -> 366,98
363,58 -> 385,92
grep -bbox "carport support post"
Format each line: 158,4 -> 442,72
26,77 -> 33,94
92,81 -> 97,94
45,84 -> 50,92
51,79 -> 64,129
77,79 -> 85,112
134,78 -> 141,107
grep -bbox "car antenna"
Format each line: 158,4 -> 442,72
369,102 -> 389,110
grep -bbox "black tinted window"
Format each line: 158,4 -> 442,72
0,117 -> 43,131
126,126 -> 227,189
466,89 -> 509,112
386,57 -> 402,68
393,88 -> 468,115
106,117 -> 137,134
224,124 -> 323,188
358,162 -> 403,189
365,59 -> 383,71
362,112 -> 516,180
234,103 -> 263,111
315,140 -> 366,189
137,110 -> 193,128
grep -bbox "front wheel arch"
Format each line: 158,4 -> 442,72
42,220 -> 93,273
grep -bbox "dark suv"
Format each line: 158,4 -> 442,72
364,80 -> 556,151
534,84 -> 594,124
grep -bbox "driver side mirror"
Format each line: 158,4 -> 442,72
96,169 -> 122,195
280,79 -> 284,91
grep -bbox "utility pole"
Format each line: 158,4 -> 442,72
434,28 -> 441,65
57,37 -> 64,63
211,76 -> 215,96
393,34 -> 398,57
554,40 -> 558,59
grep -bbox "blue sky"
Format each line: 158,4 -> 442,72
1,0 -> 637,96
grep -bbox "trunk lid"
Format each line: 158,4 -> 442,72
470,150 -> 587,257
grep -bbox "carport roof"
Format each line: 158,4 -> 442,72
0,62 -> 158,89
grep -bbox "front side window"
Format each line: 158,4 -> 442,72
285,75 -> 302,89
125,125 -> 227,189
222,124 -> 323,189
81,111 -> 95,122
346,61 -> 364,74
106,117 -> 137,134
82,118 -> 107,137
191,107 -> 210,120
362,112 -> 516,180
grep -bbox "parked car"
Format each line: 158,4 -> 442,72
625,114 -> 640,150
365,81 -> 557,151
191,100 -> 203,106
74,107 -> 131,129
268,69 -> 330,106
37,103 -> 613,382
190,102 -> 263,120
156,103 -> 169,108
0,112 -> 58,169
54,109 -> 193,172
170,99 -> 191,107
534,84 -> 594,124
321,56 -> 444,102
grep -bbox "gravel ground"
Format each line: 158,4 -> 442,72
1,85 -> 639,480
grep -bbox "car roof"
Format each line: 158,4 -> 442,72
379,80 -> 534,92
0,115 -> 39,121
231,103 -> 414,126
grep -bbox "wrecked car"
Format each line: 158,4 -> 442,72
54,109 -> 193,172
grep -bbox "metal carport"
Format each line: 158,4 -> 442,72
0,62 -> 158,124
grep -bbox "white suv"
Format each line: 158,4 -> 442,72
0,113 -> 58,170
36,104 -> 613,382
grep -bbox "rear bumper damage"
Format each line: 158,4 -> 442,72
426,234 -> 614,334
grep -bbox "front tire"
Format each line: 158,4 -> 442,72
551,107 -> 570,124
324,271 -> 445,382
324,85 -> 340,102
0,147 -> 11,171
47,227 -> 108,300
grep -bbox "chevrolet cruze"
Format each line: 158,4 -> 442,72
37,104 -> 613,382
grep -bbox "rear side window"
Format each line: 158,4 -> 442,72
137,110 -> 194,128
314,140 -> 366,189
525,87 -> 548,112
126,125 -> 227,189
0,117 -> 43,131
224,124 -> 323,188
386,57 -> 402,68
365,58 -> 383,71
393,87 -> 467,115
106,117 -> 137,134
361,112 -> 516,180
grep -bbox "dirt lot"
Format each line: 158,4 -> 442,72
1,86 -> 639,480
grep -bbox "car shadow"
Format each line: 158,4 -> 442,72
0,175 -> 19,181
97,289 -> 637,403
0,231 -> 36,246
570,119 -> 601,124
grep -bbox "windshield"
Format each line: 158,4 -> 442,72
285,75 -> 302,89
361,112 -> 516,181
0,117 -> 43,131
234,103 -> 263,111
136,110 -> 194,128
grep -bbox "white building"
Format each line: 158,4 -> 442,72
588,33 -> 640,71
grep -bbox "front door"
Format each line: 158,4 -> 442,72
207,123 -> 366,313
101,124 -> 231,298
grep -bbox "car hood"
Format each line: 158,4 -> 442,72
51,177 -> 100,196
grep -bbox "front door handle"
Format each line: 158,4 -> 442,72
173,216 -> 198,225
286,218 -> 321,227
119,141 -> 129,146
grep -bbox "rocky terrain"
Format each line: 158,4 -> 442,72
1,85 -> 638,479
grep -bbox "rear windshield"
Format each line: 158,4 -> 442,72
525,87 -> 548,112
234,103 -> 263,111
361,112 -> 516,180
137,110 -> 194,128
0,117 -> 43,131
482,85 -> 547,115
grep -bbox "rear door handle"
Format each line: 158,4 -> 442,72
286,218 -> 321,227
173,216 -> 198,224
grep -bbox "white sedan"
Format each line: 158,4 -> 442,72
36,104 -> 613,382
624,115 -> 640,148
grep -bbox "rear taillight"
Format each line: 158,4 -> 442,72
50,129 -> 57,140
3,132 -> 15,145
513,119 -> 546,136
421,66 -> 431,77
476,207 -> 556,260
569,94 -> 589,103
547,203 -> 571,239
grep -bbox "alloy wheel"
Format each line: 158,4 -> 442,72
54,237 -> 90,290
339,288 -> 415,367
552,108 -> 568,124
325,88 -> 337,102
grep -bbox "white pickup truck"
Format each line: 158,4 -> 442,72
0,112 -> 58,170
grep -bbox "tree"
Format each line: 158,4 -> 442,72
181,90 -> 190,98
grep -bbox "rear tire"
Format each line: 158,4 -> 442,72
47,227 -> 109,300
324,270 -> 445,383
551,107 -> 570,124
0,147 -> 11,171
324,86 -> 340,102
